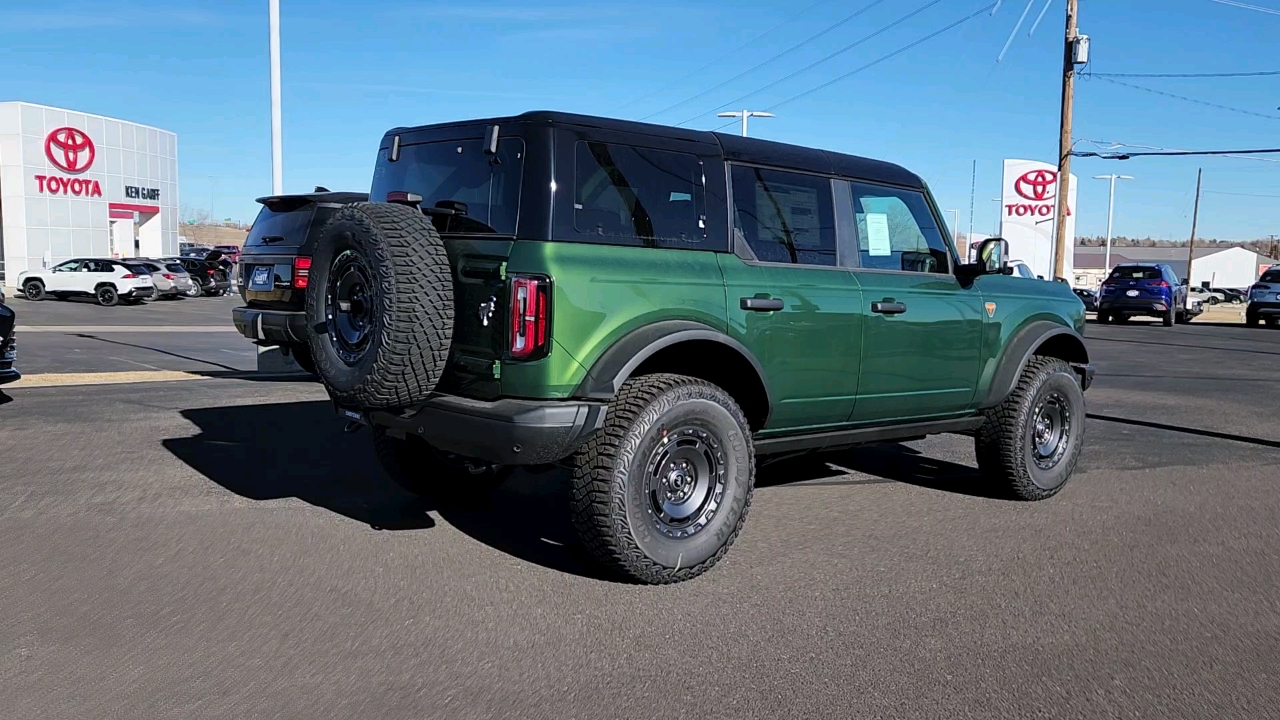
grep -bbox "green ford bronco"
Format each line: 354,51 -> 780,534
235,111 -> 1093,584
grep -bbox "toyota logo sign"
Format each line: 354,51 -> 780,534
1014,169 -> 1057,202
45,127 -> 96,174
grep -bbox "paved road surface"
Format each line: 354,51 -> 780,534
1,320 -> 1278,719
12,294 -> 256,374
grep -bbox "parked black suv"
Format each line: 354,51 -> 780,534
177,253 -> 233,297
0,293 -> 19,386
232,191 -> 370,373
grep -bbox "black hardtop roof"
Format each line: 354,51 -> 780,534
254,191 -> 369,207
387,110 -> 925,190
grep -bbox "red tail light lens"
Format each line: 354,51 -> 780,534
509,275 -> 550,360
1155,280 -> 1170,288
121,273 -> 139,279
162,273 -> 175,280
293,256 -> 312,289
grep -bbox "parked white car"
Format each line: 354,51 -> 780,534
17,259 -> 155,307
1187,287 -> 1225,306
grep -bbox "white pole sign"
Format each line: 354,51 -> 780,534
1000,159 -> 1076,280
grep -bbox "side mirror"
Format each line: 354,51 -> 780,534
978,237 -> 1010,275
957,237 -> 1010,278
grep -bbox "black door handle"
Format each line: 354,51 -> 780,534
741,297 -> 784,312
871,301 -> 907,315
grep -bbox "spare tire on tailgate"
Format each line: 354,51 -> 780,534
306,202 -> 453,409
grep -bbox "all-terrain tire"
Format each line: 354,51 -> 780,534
1246,310 -> 1259,326
371,427 -> 508,503
975,357 -> 1085,501
307,202 -> 454,409
569,374 -> 755,584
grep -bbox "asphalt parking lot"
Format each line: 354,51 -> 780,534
2,301 -> 1279,719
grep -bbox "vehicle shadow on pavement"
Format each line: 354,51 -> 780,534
162,400 -> 608,579
760,443 -> 1007,500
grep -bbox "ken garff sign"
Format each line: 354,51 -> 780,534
1001,159 -> 1076,281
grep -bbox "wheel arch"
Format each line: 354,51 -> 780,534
572,320 -> 772,431
980,321 -> 1090,409
94,282 -> 119,292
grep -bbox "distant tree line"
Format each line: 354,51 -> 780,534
1075,235 -> 1280,258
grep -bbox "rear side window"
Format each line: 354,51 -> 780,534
846,182 -> 950,274
126,264 -> 151,274
1110,267 -> 1162,280
246,206 -> 316,248
165,264 -> 185,274
573,141 -> 705,248
730,165 -> 835,266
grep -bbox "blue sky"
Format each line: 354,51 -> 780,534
3,0 -> 1278,242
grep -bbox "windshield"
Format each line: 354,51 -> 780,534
1110,267 -> 1162,280
370,137 -> 524,235
246,206 -> 316,248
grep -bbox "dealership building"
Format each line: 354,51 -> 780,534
0,102 -> 179,288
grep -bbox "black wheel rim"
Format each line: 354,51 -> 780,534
645,425 -> 726,539
99,288 -> 115,304
24,285 -> 39,300
325,250 -> 375,365
1031,391 -> 1072,474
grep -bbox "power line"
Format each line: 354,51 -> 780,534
1078,138 -> 1280,164
616,0 -> 832,112
638,0 -> 892,122
1204,190 -> 1280,198
1210,0 -> 1280,16
1091,69 -> 1280,78
675,0 -> 950,127
1073,147 -> 1280,159
1089,75 -> 1280,121
752,3 -> 996,115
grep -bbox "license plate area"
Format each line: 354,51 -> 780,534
250,265 -> 274,290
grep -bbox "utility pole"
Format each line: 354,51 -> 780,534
1052,0 -> 1084,280
269,0 -> 283,195
1186,168 -> 1203,293
716,110 -> 774,137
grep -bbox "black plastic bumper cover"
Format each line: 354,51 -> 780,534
233,306 -> 309,344
358,395 -> 608,466
1074,363 -> 1095,392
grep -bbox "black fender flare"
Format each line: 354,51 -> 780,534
979,321 -> 1090,409
572,319 -> 770,404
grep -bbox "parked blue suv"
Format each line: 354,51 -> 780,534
1097,263 -> 1199,326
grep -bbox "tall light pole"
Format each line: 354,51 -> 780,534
1093,174 -> 1132,273
269,0 -> 283,195
717,110 -> 775,137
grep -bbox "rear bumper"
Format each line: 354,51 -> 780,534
1249,302 -> 1280,315
352,395 -> 609,466
123,286 -> 155,299
233,306 -> 309,344
1099,299 -> 1170,314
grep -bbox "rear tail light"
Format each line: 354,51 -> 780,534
162,273 -> 175,280
293,256 -> 312,289
509,275 -> 550,360
1153,280 -> 1170,288
121,273 -> 139,279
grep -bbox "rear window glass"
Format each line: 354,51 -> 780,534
125,264 -> 151,274
1109,267 -> 1162,280
370,137 -> 524,235
165,264 -> 185,273
246,206 -> 316,248
1260,270 -> 1280,283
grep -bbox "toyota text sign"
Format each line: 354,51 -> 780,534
35,126 -> 102,197
1000,159 -> 1076,281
